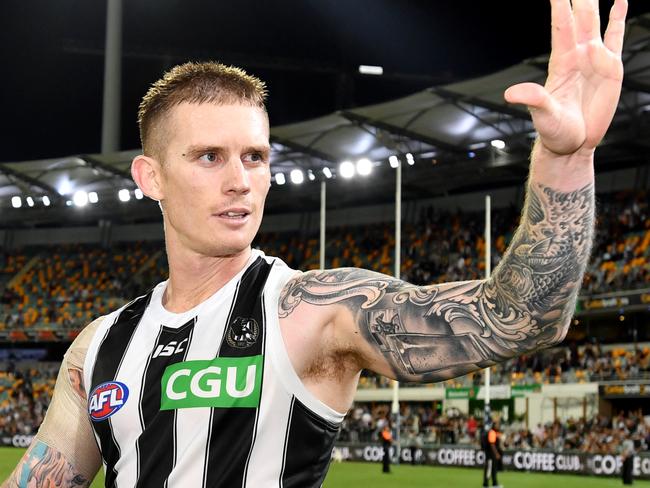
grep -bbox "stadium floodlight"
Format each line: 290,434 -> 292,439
274,173 -> 286,185
26,197 -> 34,207
11,196 -> 22,208
118,189 -> 131,202
134,189 -> 144,200
290,169 -> 304,185
406,153 -> 415,166
73,190 -> 89,207
42,196 -> 51,207
307,170 -> 316,181
356,158 -> 373,176
322,167 -> 332,179
58,179 -> 72,196
339,161 -> 355,179
388,155 -> 399,168
491,139 -> 506,149
88,191 -> 99,204
359,65 -> 383,76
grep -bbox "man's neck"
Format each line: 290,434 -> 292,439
163,242 -> 252,313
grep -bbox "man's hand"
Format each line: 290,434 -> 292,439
505,0 -> 627,155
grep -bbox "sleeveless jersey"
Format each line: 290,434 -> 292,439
83,250 -> 345,487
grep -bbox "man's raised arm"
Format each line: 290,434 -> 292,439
278,0 -> 628,384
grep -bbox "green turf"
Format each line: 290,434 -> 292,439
1,447 -> 649,487
324,462 -> 650,487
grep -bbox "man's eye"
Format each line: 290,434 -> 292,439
199,153 -> 218,163
243,152 -> 265,163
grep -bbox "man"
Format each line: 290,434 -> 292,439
379,422 -> 393,474
621,436 -> 635,485
481,419 -> 502,488
2,0 -> 628,486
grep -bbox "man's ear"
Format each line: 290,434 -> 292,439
131,155 -> 164,201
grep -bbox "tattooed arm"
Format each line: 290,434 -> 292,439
279,0 -> 627,384
2,441 -> 90,488
280,180 -> 593,382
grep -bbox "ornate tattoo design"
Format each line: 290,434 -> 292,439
4,440 -> 90,488
279,183 -> 594,383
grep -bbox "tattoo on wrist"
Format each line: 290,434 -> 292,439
6,440 -> 89,487
279,183 -> 594,383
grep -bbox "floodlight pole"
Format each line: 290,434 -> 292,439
320,180 -> 326,270
102,0 -> 122,154
391,159 -> 402,462
484,195 -> 492,424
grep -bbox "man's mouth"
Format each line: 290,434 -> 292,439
219,211 -> 249,219
215,208 -> 251,220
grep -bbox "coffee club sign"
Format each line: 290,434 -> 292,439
331,444 -> 650,479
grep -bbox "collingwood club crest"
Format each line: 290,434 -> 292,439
226,316 -> 259,348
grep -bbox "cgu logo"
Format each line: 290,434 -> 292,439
88,381 -> 129,421
161,355 -> 263,410
153,338 -> 188,358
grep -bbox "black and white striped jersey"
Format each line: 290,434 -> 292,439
83,250 -> 345,488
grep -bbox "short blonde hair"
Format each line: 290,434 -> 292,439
138,61 -> 268,157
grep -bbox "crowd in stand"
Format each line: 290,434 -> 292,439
501,411 -> 650,454
0,189 -> 647,332
0,364 -> 57,438
338,402 -> 650,454
355,341 -> 650,390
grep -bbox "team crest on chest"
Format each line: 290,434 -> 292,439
226,316 -> 259,349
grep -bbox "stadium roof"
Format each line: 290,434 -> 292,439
2,14 -> 650,226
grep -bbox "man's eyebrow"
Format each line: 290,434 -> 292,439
181,145 -> 271,158
244,145 -> 272,156
181,145 -> 225,158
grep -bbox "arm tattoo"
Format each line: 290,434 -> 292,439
279,182 -> 594,382
3,440 -> 90,487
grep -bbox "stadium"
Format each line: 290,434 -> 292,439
2,1 -> 650,486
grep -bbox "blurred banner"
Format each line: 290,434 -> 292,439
332,443 -> 650,479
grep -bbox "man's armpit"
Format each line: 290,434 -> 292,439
3,440 -> 90,488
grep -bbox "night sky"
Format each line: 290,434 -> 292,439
2,0 -> 649,163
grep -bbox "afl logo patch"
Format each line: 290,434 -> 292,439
88,381 -> 129,422
226,317 -> 259,349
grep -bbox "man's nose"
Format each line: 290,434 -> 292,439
222,157 -> 251,194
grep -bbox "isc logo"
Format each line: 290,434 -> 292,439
153,338 -> 188,359
88,381 -> 129,422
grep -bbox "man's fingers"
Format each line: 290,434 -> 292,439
504,83 -> 551,111
550,0 -> 576,56
573,0 -> 601,44
603,0 -> 628,55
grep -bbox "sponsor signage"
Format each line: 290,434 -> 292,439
445,385 -> 538,399
578,289 -> 650,314
599,383 -> 650,398
512,384 -> 542,397
445,387 -> 478,399
0,435 -> 36,448
160,355 -> 263,410
331,444 -> 650,479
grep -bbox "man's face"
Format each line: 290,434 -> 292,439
156,102 -> 271,257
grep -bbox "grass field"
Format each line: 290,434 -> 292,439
1,448 -> 649,487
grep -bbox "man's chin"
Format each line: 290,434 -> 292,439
200,240 -> 253,259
